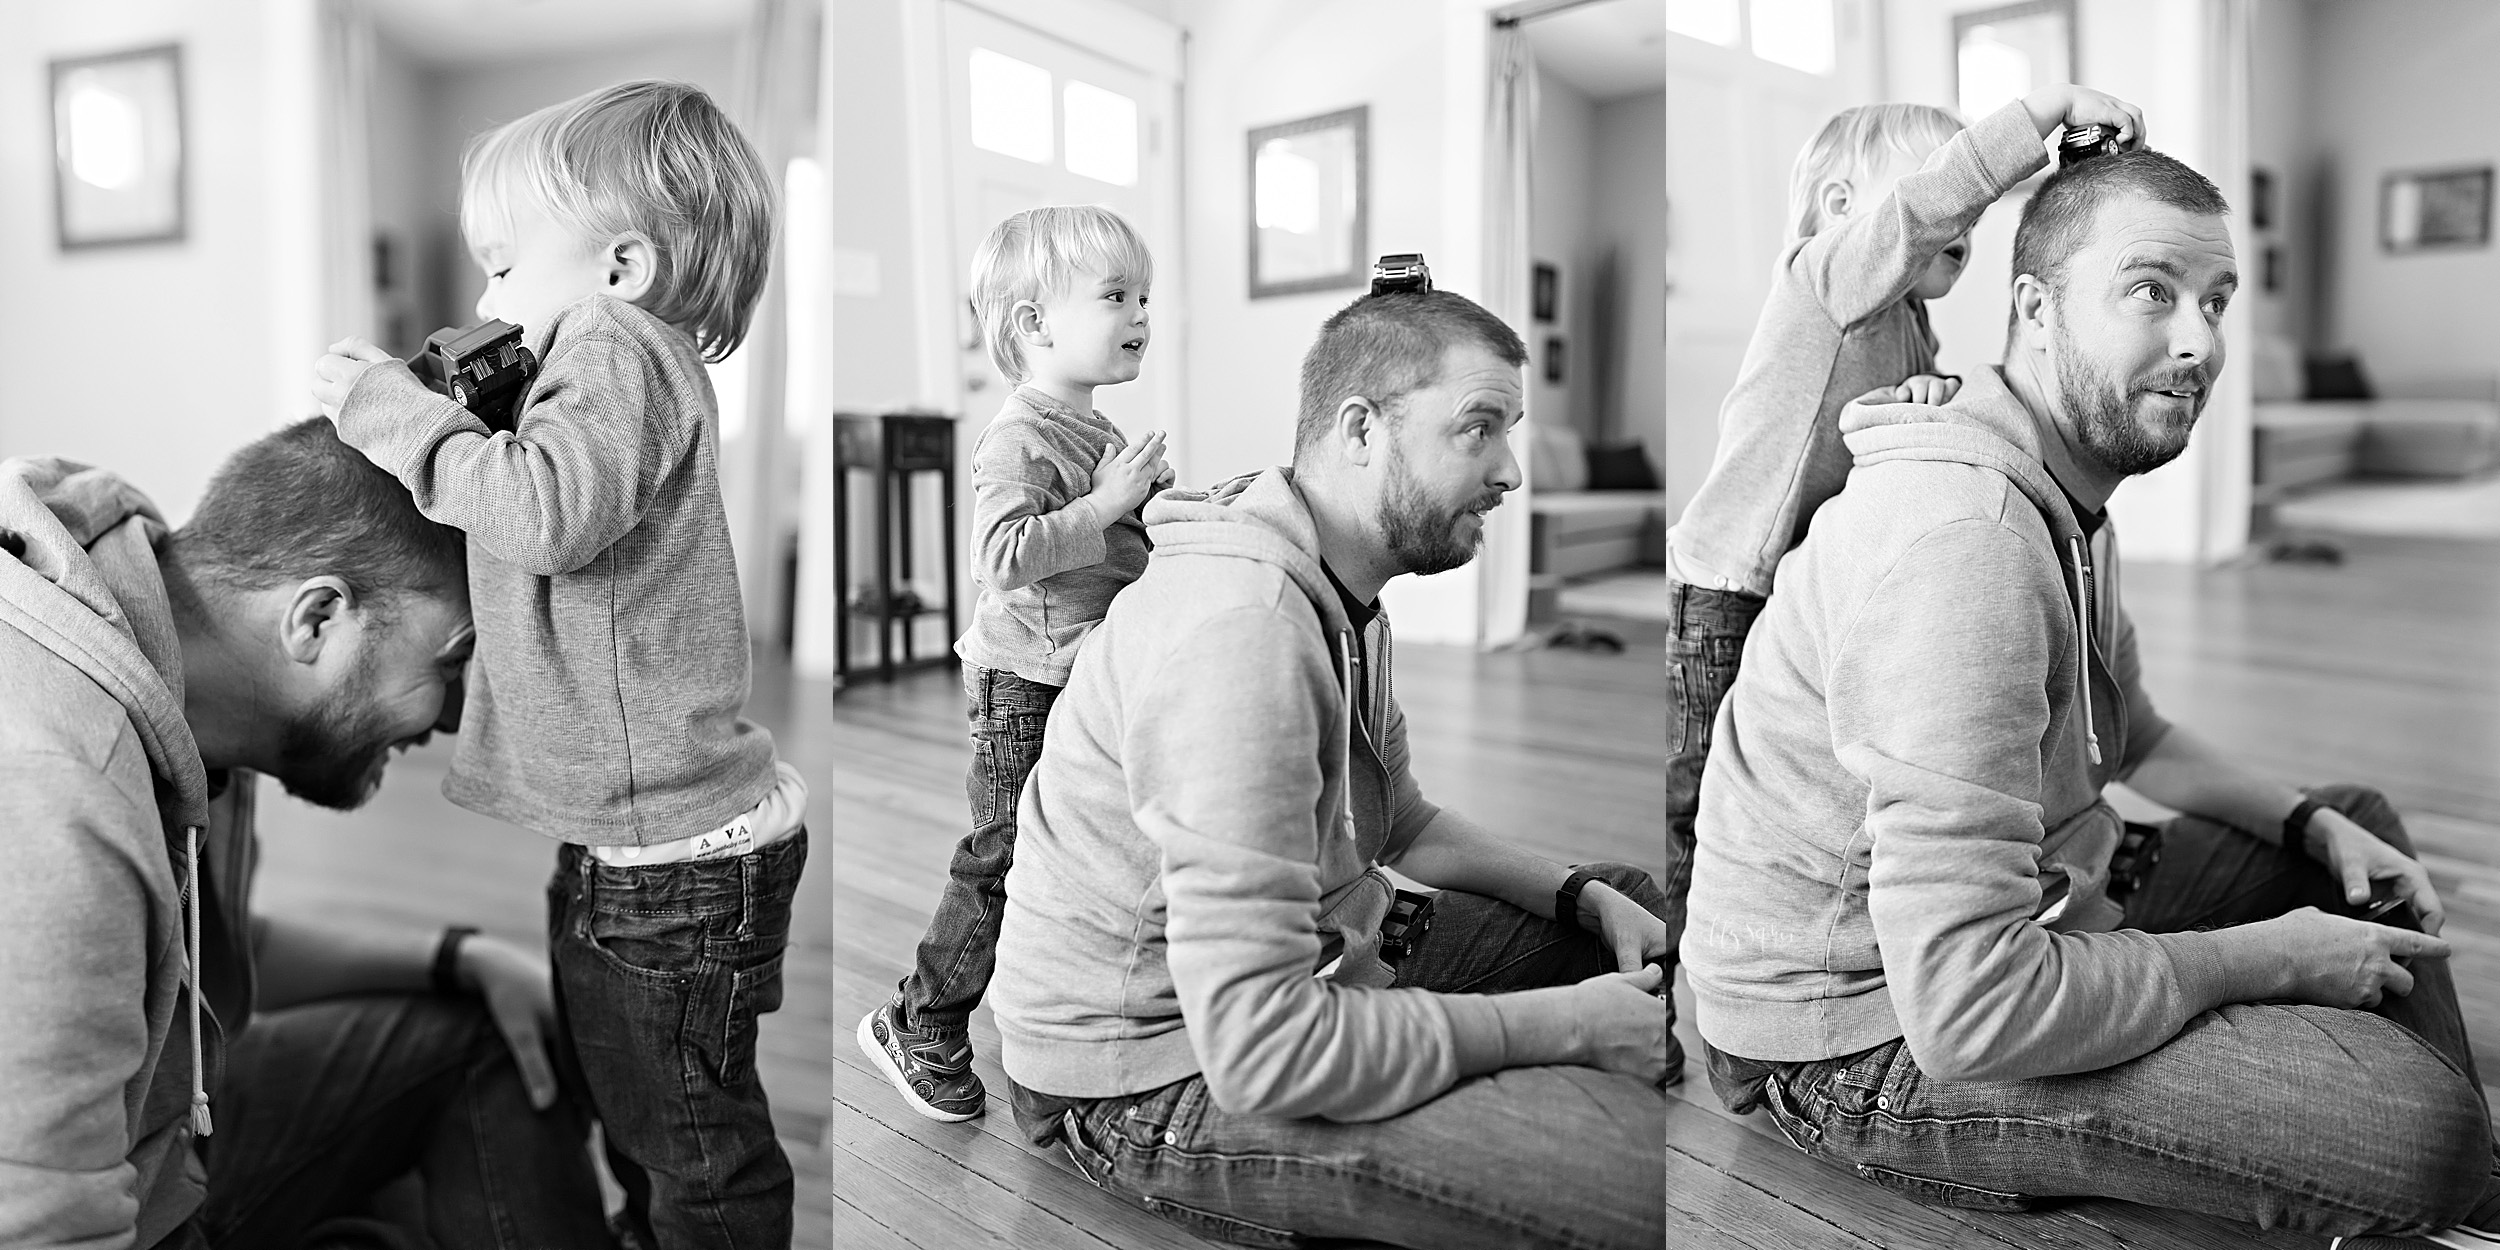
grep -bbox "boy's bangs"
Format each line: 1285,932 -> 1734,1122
1049,212 -> 1155,295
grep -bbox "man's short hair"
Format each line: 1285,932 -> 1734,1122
2008,148 -> 2230,334
171,419 -> 465,612
1293,289 -> 1527,453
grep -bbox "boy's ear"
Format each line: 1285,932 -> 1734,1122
1817,179 -> 1853,228
604,233 -> 658,301
1011,299 -> 1049,345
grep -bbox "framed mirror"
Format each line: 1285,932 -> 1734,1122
1248,105 -> 1367,299
1952,0 -> 2074,124
50,43 -> 187,250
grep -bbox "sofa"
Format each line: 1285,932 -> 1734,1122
2249,338 -> 2500,502
1528,421 -> 1666,579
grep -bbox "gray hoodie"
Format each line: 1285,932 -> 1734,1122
0,459 -> 255,1249
988,467 -> 1526,1121
1685,367 -> 2277,1083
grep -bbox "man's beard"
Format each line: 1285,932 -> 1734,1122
2052,318 -> 2206,478
1378,442 -> 1495,577
271,644 -> 400,811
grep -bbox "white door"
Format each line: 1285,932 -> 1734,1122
939,2 -> 1178,435
1661,7 -> 1857,519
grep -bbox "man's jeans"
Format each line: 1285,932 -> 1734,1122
549,829 -> 808,1250
1028,862 -> 1670,1250
1713,786 -> 2494,1238
189,993 -> 609,1249
897,666 -> 1061,1033
1661,581 -> 1764,966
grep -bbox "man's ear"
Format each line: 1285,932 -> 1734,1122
1817,179 -> 1853,228
279,576 -> 357,666
2010,273 -> 2054,352
1335,396 -> 1383,467
1010,298 -> 1050,347
604,233 -> 658,301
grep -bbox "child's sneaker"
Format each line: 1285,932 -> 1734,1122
857,998 -> 985,1122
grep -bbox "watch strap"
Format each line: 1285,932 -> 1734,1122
431,925 -> 479,996
1555,868 -> 1599,934
2283,795 -> 2326,851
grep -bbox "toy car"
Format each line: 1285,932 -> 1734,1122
410,319 -> 537,433
1371,253 -> 1432,296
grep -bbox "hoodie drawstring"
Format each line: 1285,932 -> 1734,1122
1335,629 -> 1358,839
183,824 -> 212,1137
2065,536 -> 2103,768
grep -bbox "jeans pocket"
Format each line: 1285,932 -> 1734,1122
582,897 -> 709,983
1850,1162 -> 2035,1213
714,951 -> 785,1087
1666,658 -> 1693,757
1061,1109 -> 1116,1188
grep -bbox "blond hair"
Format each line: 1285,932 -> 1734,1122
969,206 -> 1154,385
1786,103 -> 1967,240
461,80 -> 773,362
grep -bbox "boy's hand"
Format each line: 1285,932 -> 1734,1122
1891,374 -> 1962,406
311,337 -> 400,421
2021,84 -> 2146,149
1087,430 -> 1169,520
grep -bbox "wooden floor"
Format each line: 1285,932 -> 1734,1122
254,649 -> 833,1249
830,533 -> 2500,1250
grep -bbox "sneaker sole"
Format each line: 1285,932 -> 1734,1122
856,1010 -> 983,1123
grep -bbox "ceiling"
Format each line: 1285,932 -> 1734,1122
363,0 -> 752,66
1522,0 -> 1668,102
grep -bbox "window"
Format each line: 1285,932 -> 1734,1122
1063,81 -> 1139,186
968,48 -> 1052,163
1664,0 -> 1740,46
1749,0 -> 1834,75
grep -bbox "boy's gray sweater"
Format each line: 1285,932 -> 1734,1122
954,387 -> 1150,686
1666,100 -> 2048,595
337,294 -> 778,846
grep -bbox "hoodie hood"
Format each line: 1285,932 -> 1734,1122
1838,365 -> 2086,544
1142,466 -> 1352,638
0,457 -> 209,829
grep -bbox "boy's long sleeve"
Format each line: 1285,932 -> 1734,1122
970,430 -> 1108,592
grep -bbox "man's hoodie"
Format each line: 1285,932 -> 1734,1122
0,459 -> 254,1248
1684,368 -> 2276,1083
988,467 -> 1522,1121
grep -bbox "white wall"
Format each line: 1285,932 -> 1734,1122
2246,0 -> 2315,351
829,0 -> 923,413
2308,0 -> 2500,396
1530,69 -> 1594,439
0,0 -> 296,521
1591,89 -> 1667,469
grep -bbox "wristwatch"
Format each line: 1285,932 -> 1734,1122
2283,795 -> 2326,851
1555,868 -> 1599,934
431,925 -> 479,996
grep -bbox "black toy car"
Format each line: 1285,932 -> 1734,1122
409,319 -> 538,433
1371,253 -> 1432,296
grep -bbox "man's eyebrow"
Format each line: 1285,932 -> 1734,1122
2115,255 -> 2189,279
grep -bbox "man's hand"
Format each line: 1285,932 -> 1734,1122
1579,881 -> 1668,974
1889,374 -> 1962,407
2302,806 -> 2447,935
2020,84 -> 2146,149
311,337 -> 398,421
1573,963 -> 1672,1084
2247,907 -> 2449,1009
456,935 -> 561,1110
1086,431 -> 1169,520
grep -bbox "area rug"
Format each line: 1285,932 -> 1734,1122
2273,474 -> 2500,541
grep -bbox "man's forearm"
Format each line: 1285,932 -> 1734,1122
2122,726 -> 2304,844
252,914 -> 437,1012
1383,809 -> 1572,918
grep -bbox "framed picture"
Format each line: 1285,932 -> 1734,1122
1248,105 -> 1367,299
50,43 -> 186,250
1952,1 -> 2075,124
1543,336 -> 1565,384
1532,262 -> 1558,322
2250,167 -> 2275,232
2262,245 -> 2281,293
2382,166 -> 2492,252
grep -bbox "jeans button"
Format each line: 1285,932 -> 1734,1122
1876,1095 -> 1890,1110
1163,1130 -> 1176,1145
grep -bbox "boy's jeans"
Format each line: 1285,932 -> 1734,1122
897,665 -> 1061,1034
188,993 -> 610,1249
548,829 -> 808,1250
1662,581 -> 1765,962
1024,862 -> 1671,1250
1710,785 -> 2494,1238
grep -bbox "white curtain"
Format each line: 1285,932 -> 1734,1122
2198,0 -> 2256,563
317,0 -> 375,362
1478,23 -> 1538,647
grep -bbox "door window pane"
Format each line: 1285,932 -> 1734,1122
1064,81 -> 1139,186
1664,0 -> 1740,46
969,48 -> 1052,163
1750,0 -> 1835,74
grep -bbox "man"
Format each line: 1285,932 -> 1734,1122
0,420 -> 609,1249
984,288 -> 1670,1250
1683,149 -> 2492,1241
